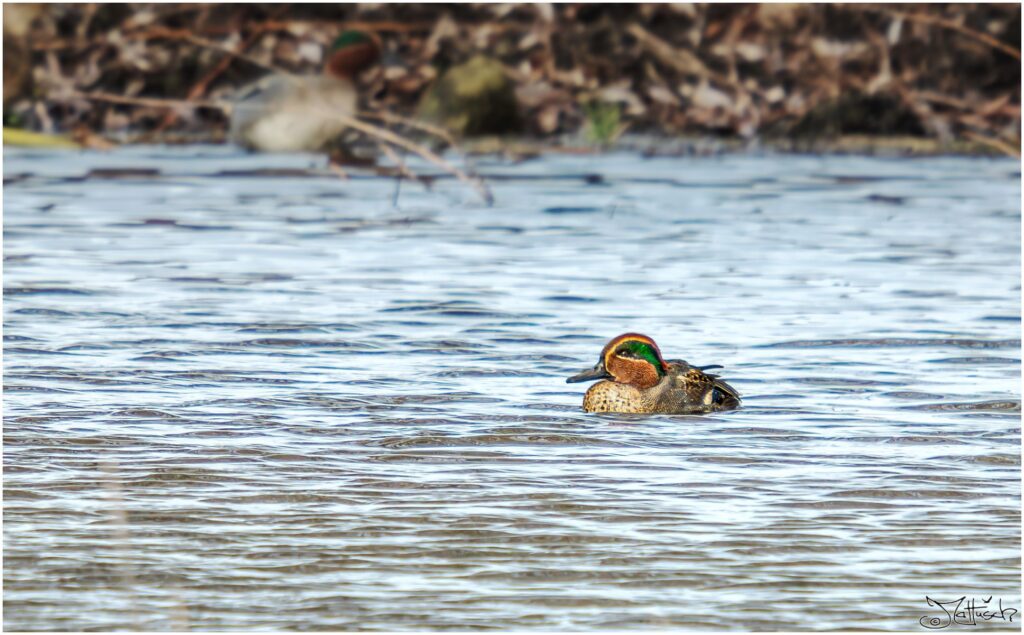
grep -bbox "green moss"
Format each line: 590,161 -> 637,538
583,101 -> 624,147
418,56 -> 520,137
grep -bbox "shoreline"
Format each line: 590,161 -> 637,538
4,129 -> 1015,159
6,6 -> 1018,161
462,133 -> 1018,159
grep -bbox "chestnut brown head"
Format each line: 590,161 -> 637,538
566,333 -> 669,390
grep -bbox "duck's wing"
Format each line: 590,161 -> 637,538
667,359 -> 740,409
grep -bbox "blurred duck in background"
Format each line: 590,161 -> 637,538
229,30 -> 380,153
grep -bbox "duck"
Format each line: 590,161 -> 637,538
229,30 -> 380,153
566,333 -> 740,414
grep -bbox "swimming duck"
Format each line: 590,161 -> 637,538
567,333 -> 740,414
229,30 -> 380,153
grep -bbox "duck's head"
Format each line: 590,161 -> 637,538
566,333 -> 669,389
325,30 -> 381,79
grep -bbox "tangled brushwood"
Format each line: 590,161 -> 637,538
5,4 -> 1020,154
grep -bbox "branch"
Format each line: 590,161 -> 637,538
376,140 -> 421,184
847,6 -> 1021,60
74,91 -> 228,112
358,110 -> 458,148
626,23 -> 711,78
962,131 -> 1021,157
332,112 -> 493,205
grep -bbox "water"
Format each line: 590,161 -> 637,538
4,146 -> 1020,631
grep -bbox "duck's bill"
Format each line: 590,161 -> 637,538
566,365 -> 610,384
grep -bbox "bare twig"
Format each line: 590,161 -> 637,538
963,130 -> 1021,157
328,162 -> 350,180
237,19 -> 434,36
626,22 -> 711,78
911,90 -> 973,111
75,91 -> 228,112
376,142 -> 414,207
892,82 -> 953,142
846,6 -> 1021,60
359,110 -> 458,148
331,112 -> 494,205
376,140 -> 420,183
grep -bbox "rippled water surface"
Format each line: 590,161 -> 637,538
4,147 -> 1021,631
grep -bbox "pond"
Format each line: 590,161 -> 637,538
4,146 -> 1021,630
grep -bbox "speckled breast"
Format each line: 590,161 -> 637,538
582,381 -> 656,413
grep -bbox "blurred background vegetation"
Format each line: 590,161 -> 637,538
3,3 -> 1020,154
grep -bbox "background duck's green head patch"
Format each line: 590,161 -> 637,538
331,30 -> 372,51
